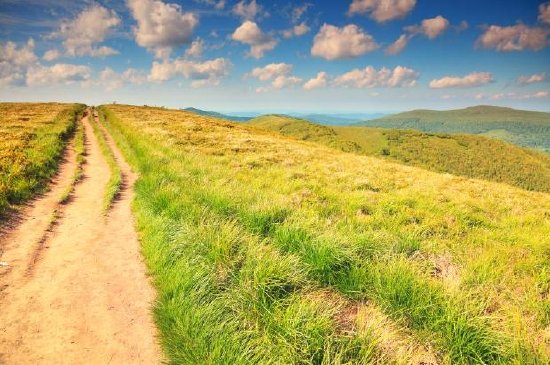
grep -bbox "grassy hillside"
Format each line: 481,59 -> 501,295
357,105 -> 550,152
100,104 -> 549,364
0,102 -> 85,218
249,114 -> 550,193
184,107 -> 252,122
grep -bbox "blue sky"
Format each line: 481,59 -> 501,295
1,0 -> 549,113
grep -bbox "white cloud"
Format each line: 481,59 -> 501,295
0,39 -> 37,86
249,62 -> 302,91
231,20 -> 277,58
517,73 -> 546,85
98,67 -> 147,90
196,0 -> 225,10
539,3 -> 550,24
303,71 -> 328,90
476,90 -> 549,100
333,65 -> 418,88
476,24 -> 549,51
232,0 -> 265,20
272,75 -> 302,89
127,0 -> 198,59
429,72 -> 493,88
250,63 -> 292,81
43,49 -> 61,61
405,15 -> 450,39
185,39 -> 204,58
385,34 -> 411,55
282,22 -> 310,38
26,63 -> 91,86
348,0 -> 416,23
149,57 -> 231,87
291,3 -> 311,23
53,4 -> 120,57
311,24 -> 378,60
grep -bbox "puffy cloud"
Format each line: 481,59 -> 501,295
127,0 -> 198,59
333,65 -> 418,88
303,72 -> 328,90
97,67 -> 147,90
348,0 -> 416,23
476,91 -> 549,100
53,4 -> 120,57
43,49 -> 61,61
517,72 -> 546,85
26,63 -> 91,86
429,72 -> 493,88
0,39 -> 37,86
476,24 -> 549,51
405,15 -> 450,39
149,57 -> 231,87
311,24 -> 378,60
249,63 -> 302,91
282,22 -> 310,38
231,20 -> 277,58
185,39 -> 204,58
385,34 -> 411,55
232,0 -> 265,20
539,3 -> 550,24
250,63 -> 292,80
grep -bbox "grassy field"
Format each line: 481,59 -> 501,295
357,105 -> 550,152
100,104 -> 549,364
0,102 -> 86,218
249,114 -> 550,193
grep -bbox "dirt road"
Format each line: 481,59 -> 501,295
0,111 -> 162,364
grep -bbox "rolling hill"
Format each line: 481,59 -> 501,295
248,114 -> 550,192
356,105 -> 550,152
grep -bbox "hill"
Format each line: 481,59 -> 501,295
289,113 -> 386,125
248,114 -> 550,192
98,104 -> 549,364
183,107 -> 251,122
357,105 -> 550,152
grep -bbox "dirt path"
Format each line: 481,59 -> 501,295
0,111 -> 162,364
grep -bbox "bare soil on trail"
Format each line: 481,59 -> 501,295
0,111 -> 162,364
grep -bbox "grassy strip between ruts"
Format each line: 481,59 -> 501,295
59,116 -> 86,204
89,109 -> 122,214
99,104 -> 549,365
0,103 -> 86,219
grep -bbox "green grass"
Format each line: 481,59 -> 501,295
99,104 -> 549,364
357,105 -> 550,152
0,102 -> 86,218
89,109 -> 122,213
59,117 -> 86,204
249,114 -> 550,192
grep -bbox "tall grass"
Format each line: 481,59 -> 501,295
100,105 -> 550,364
0,103 -> 86,218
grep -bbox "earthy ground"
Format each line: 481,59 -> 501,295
0,111 -> 161,364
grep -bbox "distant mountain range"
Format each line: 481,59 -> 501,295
357,105 -> 550,152
183,107 -> 252,122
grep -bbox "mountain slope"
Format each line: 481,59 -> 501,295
99,104 -> 549,364
357,105 -> 550,152
248,114 -> 550,192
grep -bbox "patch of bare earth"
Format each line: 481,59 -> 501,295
0,111 -> 162,364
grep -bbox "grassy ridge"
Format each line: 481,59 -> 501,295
357,105 -> 550,152
0,102 -> 86,218
101,104 -> 549,364
249,114 -> 550,192
89,109 -> 122,213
